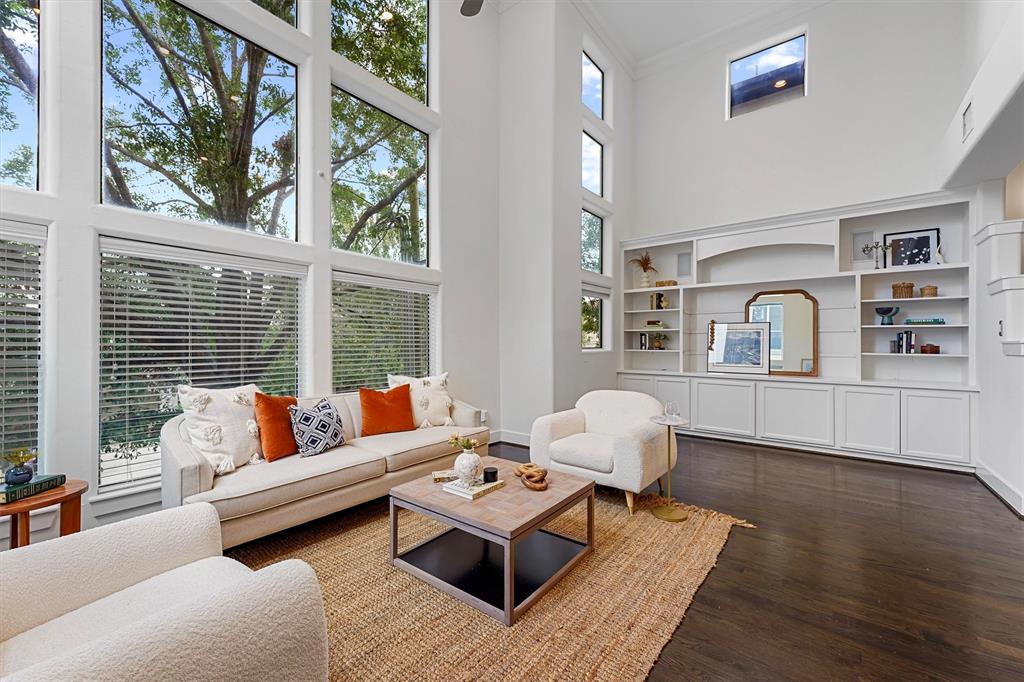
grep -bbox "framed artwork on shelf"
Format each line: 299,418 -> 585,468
707,321 -> 770,375
884,228 -> 941,267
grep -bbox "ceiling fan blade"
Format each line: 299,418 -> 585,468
461,0 -> 484,17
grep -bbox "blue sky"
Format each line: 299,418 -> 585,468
582,131 -> 601,195
730,35 -> 805,84
582,52 -> 602,118
0,13 -> 39,188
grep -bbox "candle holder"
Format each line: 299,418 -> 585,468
861,241 -> 893,270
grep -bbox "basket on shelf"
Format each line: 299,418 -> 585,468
920,285 -> 938,297
892,282 -> 914,298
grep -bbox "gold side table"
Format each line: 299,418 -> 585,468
649,415 -> 688,522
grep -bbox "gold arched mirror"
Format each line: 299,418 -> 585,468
744,289 -> 819,376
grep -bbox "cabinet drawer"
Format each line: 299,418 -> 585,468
654,377 -> 691,429
757,383 -> 834,446
900,390 -> 970,463
692,379 -> 755,436
618,374 -> 654,394
836,386 -> 901,455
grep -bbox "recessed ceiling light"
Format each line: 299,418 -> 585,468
157,46 -> 171,56
231,95 -> 241,103
32,6 -> 41,14
774,79 -> 787,89
199,156 -> 209,161
379,10 -> 394,22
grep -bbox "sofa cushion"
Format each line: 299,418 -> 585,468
549,432 -> 616,474
178,384 -> 263,475
359,385 -> 416,437
349,425 -> 489,473
296,394 -> 357,443
255,392 -> 299,462
0,556 -> 251,676
185,445 -> 385,520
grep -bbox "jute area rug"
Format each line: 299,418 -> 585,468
228,490 -> 752,681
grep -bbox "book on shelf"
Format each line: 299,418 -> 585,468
891,331 -> 918,354
442,479 -> 506,500
432,469 -> 458,483
0,474 -> 67,505
903,318 -> 946,325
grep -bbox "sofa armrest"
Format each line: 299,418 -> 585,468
529,408 -> 586,468
452,399 -> 483,427
0,503 -> 223,642
160,415 -> 214,508
624,422 -> 678,489
6,560 -> 329,682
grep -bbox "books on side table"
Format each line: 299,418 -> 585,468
441,479 -> 506,500
0,473 -> 67,505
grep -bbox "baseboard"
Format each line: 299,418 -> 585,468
974,461 -> 1024,517
493,429 -> 529,446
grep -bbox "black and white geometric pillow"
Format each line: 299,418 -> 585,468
288,399 -> 345,457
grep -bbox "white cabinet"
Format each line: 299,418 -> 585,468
619,374 -> 654,394
901,390 -> 970,463
836,386 -> 901,455
757,383 -> 834,446
653,377 -> 691,428
692,378 -> 755,436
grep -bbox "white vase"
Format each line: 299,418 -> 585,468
639,270 -> 652,288
453,449 -> 482,486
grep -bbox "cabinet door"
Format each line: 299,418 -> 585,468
692,379 -> 755,436
757,383 -> 834,447
835,386 -> 900,455
619,374 -> 654,395
654,377 -> 691,428
901,390 -> 970,463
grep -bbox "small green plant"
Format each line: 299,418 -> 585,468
448,434 -> 480,451
3,447 -> 37,468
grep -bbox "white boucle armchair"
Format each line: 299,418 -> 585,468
0,503 -> 328,681
530,390 -> 677,515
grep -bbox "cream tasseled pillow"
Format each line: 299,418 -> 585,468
178,384 -> 262,475
387,372 -> 454,428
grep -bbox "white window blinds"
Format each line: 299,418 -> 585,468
331,273 -> 436,393
1,230 -> 44,456
98,239 -> 304,490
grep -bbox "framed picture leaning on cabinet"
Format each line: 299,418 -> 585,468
707,321 -> 770,375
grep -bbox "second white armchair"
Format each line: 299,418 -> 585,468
530,390 -> 677,514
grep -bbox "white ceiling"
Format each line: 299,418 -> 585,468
580,0 -> 808,69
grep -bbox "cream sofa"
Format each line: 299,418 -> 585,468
0,503 -> 328,681
530,390 -> 675,515
161,391 -> 489,548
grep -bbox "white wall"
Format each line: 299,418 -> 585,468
631,0 -> 971,237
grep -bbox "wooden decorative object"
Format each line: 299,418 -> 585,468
707,319 -> 716,351
920,344 -> 940,354
0,479 -> 89,549
920,285 -> 938,297
892,282 -> 915,298
515,462 -> 549,490
655,280 -> 678,287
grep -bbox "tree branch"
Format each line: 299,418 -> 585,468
195,20 -> 230,115
103,144 -> 138,210
341,165 -> 425,249
121,0 -> 194,129
254,93 -> 294,132
0,27 -> 36,98
105,67 -> 186,134
106,139 -> 215,214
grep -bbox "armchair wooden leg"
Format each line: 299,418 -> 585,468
625,490 -> 635,516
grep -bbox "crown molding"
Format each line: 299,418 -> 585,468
571,0 -> 638,80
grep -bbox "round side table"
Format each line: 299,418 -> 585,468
0,479 -> 89,549
649,415 -> 688,522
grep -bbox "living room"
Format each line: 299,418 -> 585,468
0,0 -> 1022,679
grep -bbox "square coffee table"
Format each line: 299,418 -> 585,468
389,455 -> 595,625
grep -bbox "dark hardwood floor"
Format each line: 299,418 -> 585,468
490,438 -> 1024,680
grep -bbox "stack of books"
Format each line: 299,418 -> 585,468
904,317 -> 946,325
891,331 -> 919,354
0,473 -> 67,505
644,320 -> 665,330
442,479 -> 505,500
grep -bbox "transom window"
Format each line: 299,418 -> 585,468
581,209 -> 602,273
581,294 -> 603,349
729,34 -> 806,118
582,51 -> 603,119
331,87 -> 428,265
582,131 -> 602,196
0,1 -> 40,190
102,0 -> 298,239
331,0 -> 428,104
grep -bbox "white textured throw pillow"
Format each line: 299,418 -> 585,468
388,372 -> 454,428
178,384 -> 262,476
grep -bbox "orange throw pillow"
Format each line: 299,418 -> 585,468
360,384 -> 416,437
255,392 -> 299,462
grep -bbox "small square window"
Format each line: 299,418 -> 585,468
582,131 -> 602,196
581,295 -> 603,349
582,51 -> 603,119
581,209 -> 602,273
729,34 -> 805,118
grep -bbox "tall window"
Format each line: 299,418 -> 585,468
98,241 -> 303,490
729,34 -> 806,118
332,275 -> 435,392
331,87 -> 428,265
102,0 -> 298,239
0,0 -> 40,189
0,230 -> 43,457
581,209 -> 602,273
331,0 -> 428,103
581,295 -> 602,349
582,131 -> 602,196
582,51 -> 602,119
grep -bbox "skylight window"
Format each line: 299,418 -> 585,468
582,51 -> 603,119
729,34 -> 805,118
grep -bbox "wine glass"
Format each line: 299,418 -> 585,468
665,401 -> 679,420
